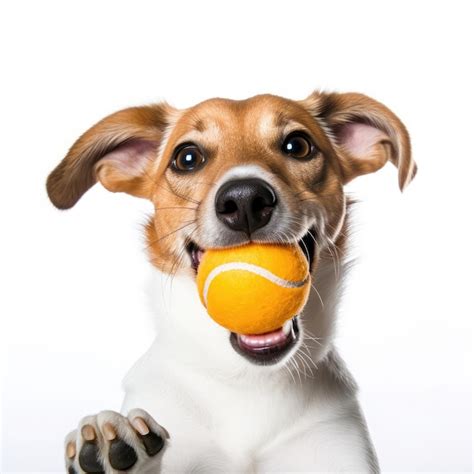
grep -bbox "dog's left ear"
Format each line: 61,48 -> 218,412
303,92 -> 416,190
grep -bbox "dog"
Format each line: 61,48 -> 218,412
47,91 -> 415,473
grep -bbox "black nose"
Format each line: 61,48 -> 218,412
215,178 -> 277,234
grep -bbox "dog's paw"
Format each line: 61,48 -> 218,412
64,408 -> 167,473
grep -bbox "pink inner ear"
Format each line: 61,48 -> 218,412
100,139 -> 159,176
338,122 -> 388,158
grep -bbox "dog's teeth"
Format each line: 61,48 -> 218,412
283,320 -> 292,336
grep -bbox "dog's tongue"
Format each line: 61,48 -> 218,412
237,326 -> 289,349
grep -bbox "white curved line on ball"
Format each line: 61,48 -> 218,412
202,262 -> 309,307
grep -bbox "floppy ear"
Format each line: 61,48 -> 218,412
47,104 -> 173,209
304,92 -> 416,190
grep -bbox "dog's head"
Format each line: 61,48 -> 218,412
47,92 -> 415,375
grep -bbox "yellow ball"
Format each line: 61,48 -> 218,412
196,243 -> 310,335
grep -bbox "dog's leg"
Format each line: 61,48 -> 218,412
64,409 -> 166,474
255,402 -> 379,473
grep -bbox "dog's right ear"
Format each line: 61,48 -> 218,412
47,104 -> 174,209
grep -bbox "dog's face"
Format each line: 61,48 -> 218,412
145,95 -> 345,275
48,92 -> 415,371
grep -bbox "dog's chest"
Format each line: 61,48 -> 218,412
125,363 -> 313,455
204,381 -> 297,452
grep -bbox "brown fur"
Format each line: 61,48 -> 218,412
301,92 -> 416,188
47,92 -> 414,275
47,104 -> 172,209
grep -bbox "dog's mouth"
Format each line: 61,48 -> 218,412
186,228 -> 314,365
186,227 -> 316,273
230,317 -> 299,365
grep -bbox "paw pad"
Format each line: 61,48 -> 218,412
78,440 -> 104,473
140,430 -> 165,456
65,410 -> 165,473
109,438 -> 138,470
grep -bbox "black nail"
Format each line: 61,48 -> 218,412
108,438 -> 138,470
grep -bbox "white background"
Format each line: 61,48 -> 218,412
0,1 -> 472,472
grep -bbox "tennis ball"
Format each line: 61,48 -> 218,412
196,243 -> 310,335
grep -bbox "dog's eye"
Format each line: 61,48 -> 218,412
171,144 -> 206,172
281,132 -> 315,159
